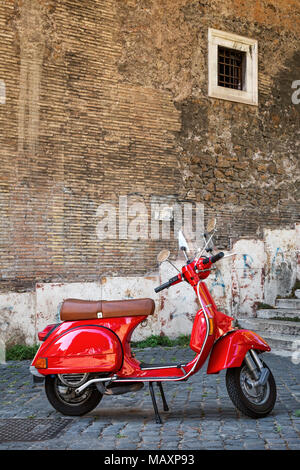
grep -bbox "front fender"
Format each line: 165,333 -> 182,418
207,329 -> 271,374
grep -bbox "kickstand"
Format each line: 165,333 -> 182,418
149,382 -> 162,424
157,382 -> 169,411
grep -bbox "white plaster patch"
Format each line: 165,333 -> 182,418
101,275 -> 160,341
35,282 -> 102,334
205,252 -> 233,315
232,240 -> 265,316
158,259 -> 196,339
295,223 -> 300,281
263,228 -> 297,305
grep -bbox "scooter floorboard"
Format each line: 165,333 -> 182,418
139,362 -> 184,370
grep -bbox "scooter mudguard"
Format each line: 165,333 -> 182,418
207,329 -> 271,374
32,323 -> 123,375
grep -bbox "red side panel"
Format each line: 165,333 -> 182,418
32,324 -> 123,375
207,329 -> 271,374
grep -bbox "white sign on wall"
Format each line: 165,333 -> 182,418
0,80 -> 6,104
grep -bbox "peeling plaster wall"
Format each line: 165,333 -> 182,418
1,225 -> 298,346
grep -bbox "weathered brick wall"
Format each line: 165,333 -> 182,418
0,0 -> 299,294
0,0 -> 183,291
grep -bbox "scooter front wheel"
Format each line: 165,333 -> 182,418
45,375 -> 103,416
226,359 -> 276,418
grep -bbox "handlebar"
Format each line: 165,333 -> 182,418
154,275 -> 180,293
154,252 -> 225,293
202,252 -> 224,265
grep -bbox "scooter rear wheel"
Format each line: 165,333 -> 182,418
226,359 -> 276,418
45,375 -> 103,416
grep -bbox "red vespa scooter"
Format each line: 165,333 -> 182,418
30,220 -> 276,423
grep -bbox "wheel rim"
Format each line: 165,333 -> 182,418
53,376 -> 93,407
240,365 -> 270,405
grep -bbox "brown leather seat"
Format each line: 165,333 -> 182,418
60,298 -> 155,321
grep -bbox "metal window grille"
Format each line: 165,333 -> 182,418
218,46 -> 245,90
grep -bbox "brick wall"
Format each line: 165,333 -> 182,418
0,0 -> 299,293
0,0 -> 183,291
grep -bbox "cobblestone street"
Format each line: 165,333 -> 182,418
0,348 -> 299,451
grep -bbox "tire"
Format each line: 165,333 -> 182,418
226,358 -> 276,419
45,375 -> 103,416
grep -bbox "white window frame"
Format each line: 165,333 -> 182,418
208,28 -> 258,106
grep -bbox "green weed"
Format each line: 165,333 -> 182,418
6,344 -> 39,361
131,334 -> 189,349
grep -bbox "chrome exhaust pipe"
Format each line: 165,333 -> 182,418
75,375 -> 117,394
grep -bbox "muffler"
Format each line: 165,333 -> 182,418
96,381 -> 144,395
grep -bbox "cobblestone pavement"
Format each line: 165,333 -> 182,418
0,347 -> 299,451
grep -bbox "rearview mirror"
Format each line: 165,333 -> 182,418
157,249 -> 170,264
178,230 -> 189,254
206,217 -> 216,233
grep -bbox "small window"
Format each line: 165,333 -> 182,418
218,46 -> 246,90
208,29 -> 258,106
